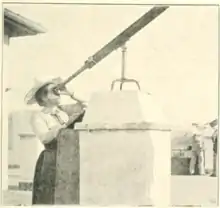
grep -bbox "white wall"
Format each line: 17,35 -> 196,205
8,110 -> 44,184
19,133 -> 44,182
2,35 -> 9,190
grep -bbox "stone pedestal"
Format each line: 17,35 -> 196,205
19,133 -> 43,189
76,91 -> 171,206
2,41 -> 9,191
55,129 -> 80,204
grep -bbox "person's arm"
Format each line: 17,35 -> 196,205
59,103 -> 85,117
213,130 -> 218,142
79,101 -> 88,109
30,112 -> 66,144
202,140 -> 206,150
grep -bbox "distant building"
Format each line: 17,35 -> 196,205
3,8 -> 46,191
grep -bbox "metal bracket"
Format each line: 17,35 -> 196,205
111,44 -> 141,91
111,78 -> 141,90
85,56 -> 97,68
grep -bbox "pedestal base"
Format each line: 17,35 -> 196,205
79,130 -> 170,206
55,129 -> 80,204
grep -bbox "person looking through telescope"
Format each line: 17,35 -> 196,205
24,76 -> 86,205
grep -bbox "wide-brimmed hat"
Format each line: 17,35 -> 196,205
24,76 -> 62,105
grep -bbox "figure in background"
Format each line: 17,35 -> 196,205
24,77 -> 86,205
189,127 -> 206,175
209,119 -> 218,177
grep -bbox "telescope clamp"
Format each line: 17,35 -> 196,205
111,44 -> 141,91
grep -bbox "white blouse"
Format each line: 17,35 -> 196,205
30,106 -> 69,144
191,135 -> 205,151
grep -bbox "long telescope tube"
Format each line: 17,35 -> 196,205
59,6 -> 169,88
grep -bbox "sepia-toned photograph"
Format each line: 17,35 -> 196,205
1,2 -> 219,206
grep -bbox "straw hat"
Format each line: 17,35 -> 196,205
24,76 -> 62,105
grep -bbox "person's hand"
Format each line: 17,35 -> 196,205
50,123 -> 68,139
57,86 -> 74,97
56,123 -> 69,137
53,81 -> 74,97
59,90 -> 74,97
66,109 -> 85,126
61,123 -> 68,129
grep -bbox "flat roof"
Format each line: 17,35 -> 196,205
4,8 -> 46,38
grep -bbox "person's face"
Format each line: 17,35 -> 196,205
42,83 -> 61,106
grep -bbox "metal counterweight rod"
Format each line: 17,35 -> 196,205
120,45 -> 127,90
59,6 -> 169,88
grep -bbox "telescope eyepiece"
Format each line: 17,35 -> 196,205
52,87 -> 61,96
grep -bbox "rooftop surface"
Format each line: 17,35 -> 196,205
3,176 -> 218,206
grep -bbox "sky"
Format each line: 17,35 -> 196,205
3,4 -> 218,125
